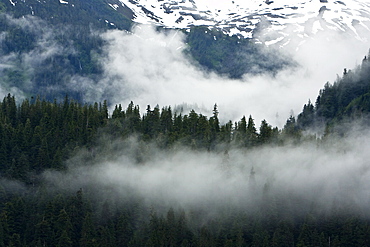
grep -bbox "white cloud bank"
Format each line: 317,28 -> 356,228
98,24 -> 370,128
1,15 -> 368,128
42,128 -> 370,217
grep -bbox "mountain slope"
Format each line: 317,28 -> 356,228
0,0 -> 293,102
3,0 -> 132,30
113,0 -> 370,45
297,52 -> 370,132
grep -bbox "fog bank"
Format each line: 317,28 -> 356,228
99,24 -> 370,127
42,128 -> 370,218
1,14 -> 370,127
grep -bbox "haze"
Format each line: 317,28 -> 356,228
100,24 -> 370,127
42,126 -> 370,218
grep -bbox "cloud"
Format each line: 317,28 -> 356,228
98,23 -> 370,128
41,127 -> 370,218
1,14 -> 369,128
0,14 -> 84,100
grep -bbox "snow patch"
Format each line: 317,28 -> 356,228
117,0 -> 370,46
109,4 -> 119,10
312,20 -> 324,34
265,36 -> 284,46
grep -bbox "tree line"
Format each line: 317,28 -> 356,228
2,55 -> 370,247
297,50 -> 370,132
108,102 -> 305,151
0,94 -> 107,182
0,93 -> 364,247
0,93 -> 303,182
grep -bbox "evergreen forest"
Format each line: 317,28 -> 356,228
1,51 -> 370,246
2,1 -> 370,246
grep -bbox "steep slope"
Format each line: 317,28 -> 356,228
113,0 -> 370,45
297,52 -> 370,131
3,0 -> 132,30
0,0 -> 293,102
0,0 -> 136,101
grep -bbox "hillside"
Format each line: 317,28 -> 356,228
0,0 -> 133,101
117,0 -> 370,45
1,1 -> 370,246
297,51 -> 370,133
0,0 -> 294,104
0,87 -> 369,246
2,0 -> 132,29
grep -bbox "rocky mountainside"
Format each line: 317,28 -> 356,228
5,0 -> 370,45
2,0 -> 370,118
109,0 -> 370,45
0,0 -> 292,101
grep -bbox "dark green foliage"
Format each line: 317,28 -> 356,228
283,115 -> 301,142
0,93 -> 369,246
0,93 -> 297,181
297,100 -> 314,129
107,101 -> 285,150
297,52 -> 370,132
258,119 -> 273,144
0,94 -> 108,181
0,94 -> 300,178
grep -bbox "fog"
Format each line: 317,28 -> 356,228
1,14 -> 370,127
41,126 -> 370,218
99,24 -> 370,127
2,12 -> 370,221
0,14 -> 93,101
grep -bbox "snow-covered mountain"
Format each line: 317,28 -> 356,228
7,0 -> 370,46
108,0 -> 370,45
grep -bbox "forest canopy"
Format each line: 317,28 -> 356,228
2,2 -> 370,245
0,82 -> 370,246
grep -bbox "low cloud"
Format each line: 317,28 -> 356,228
1,14 -> 369,128
0,14 -> 86,100
99,23 -> 370,127
41,127 -> 370,219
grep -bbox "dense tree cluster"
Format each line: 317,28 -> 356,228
0,94 -> 108,182
1,186 -> 370,247
0,94 -> 303,182
2,44 -> 370,243
0,92 -> 367,246
108,102 -> 291,150
2,1 -> 370,245
297,51 -> 370,132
